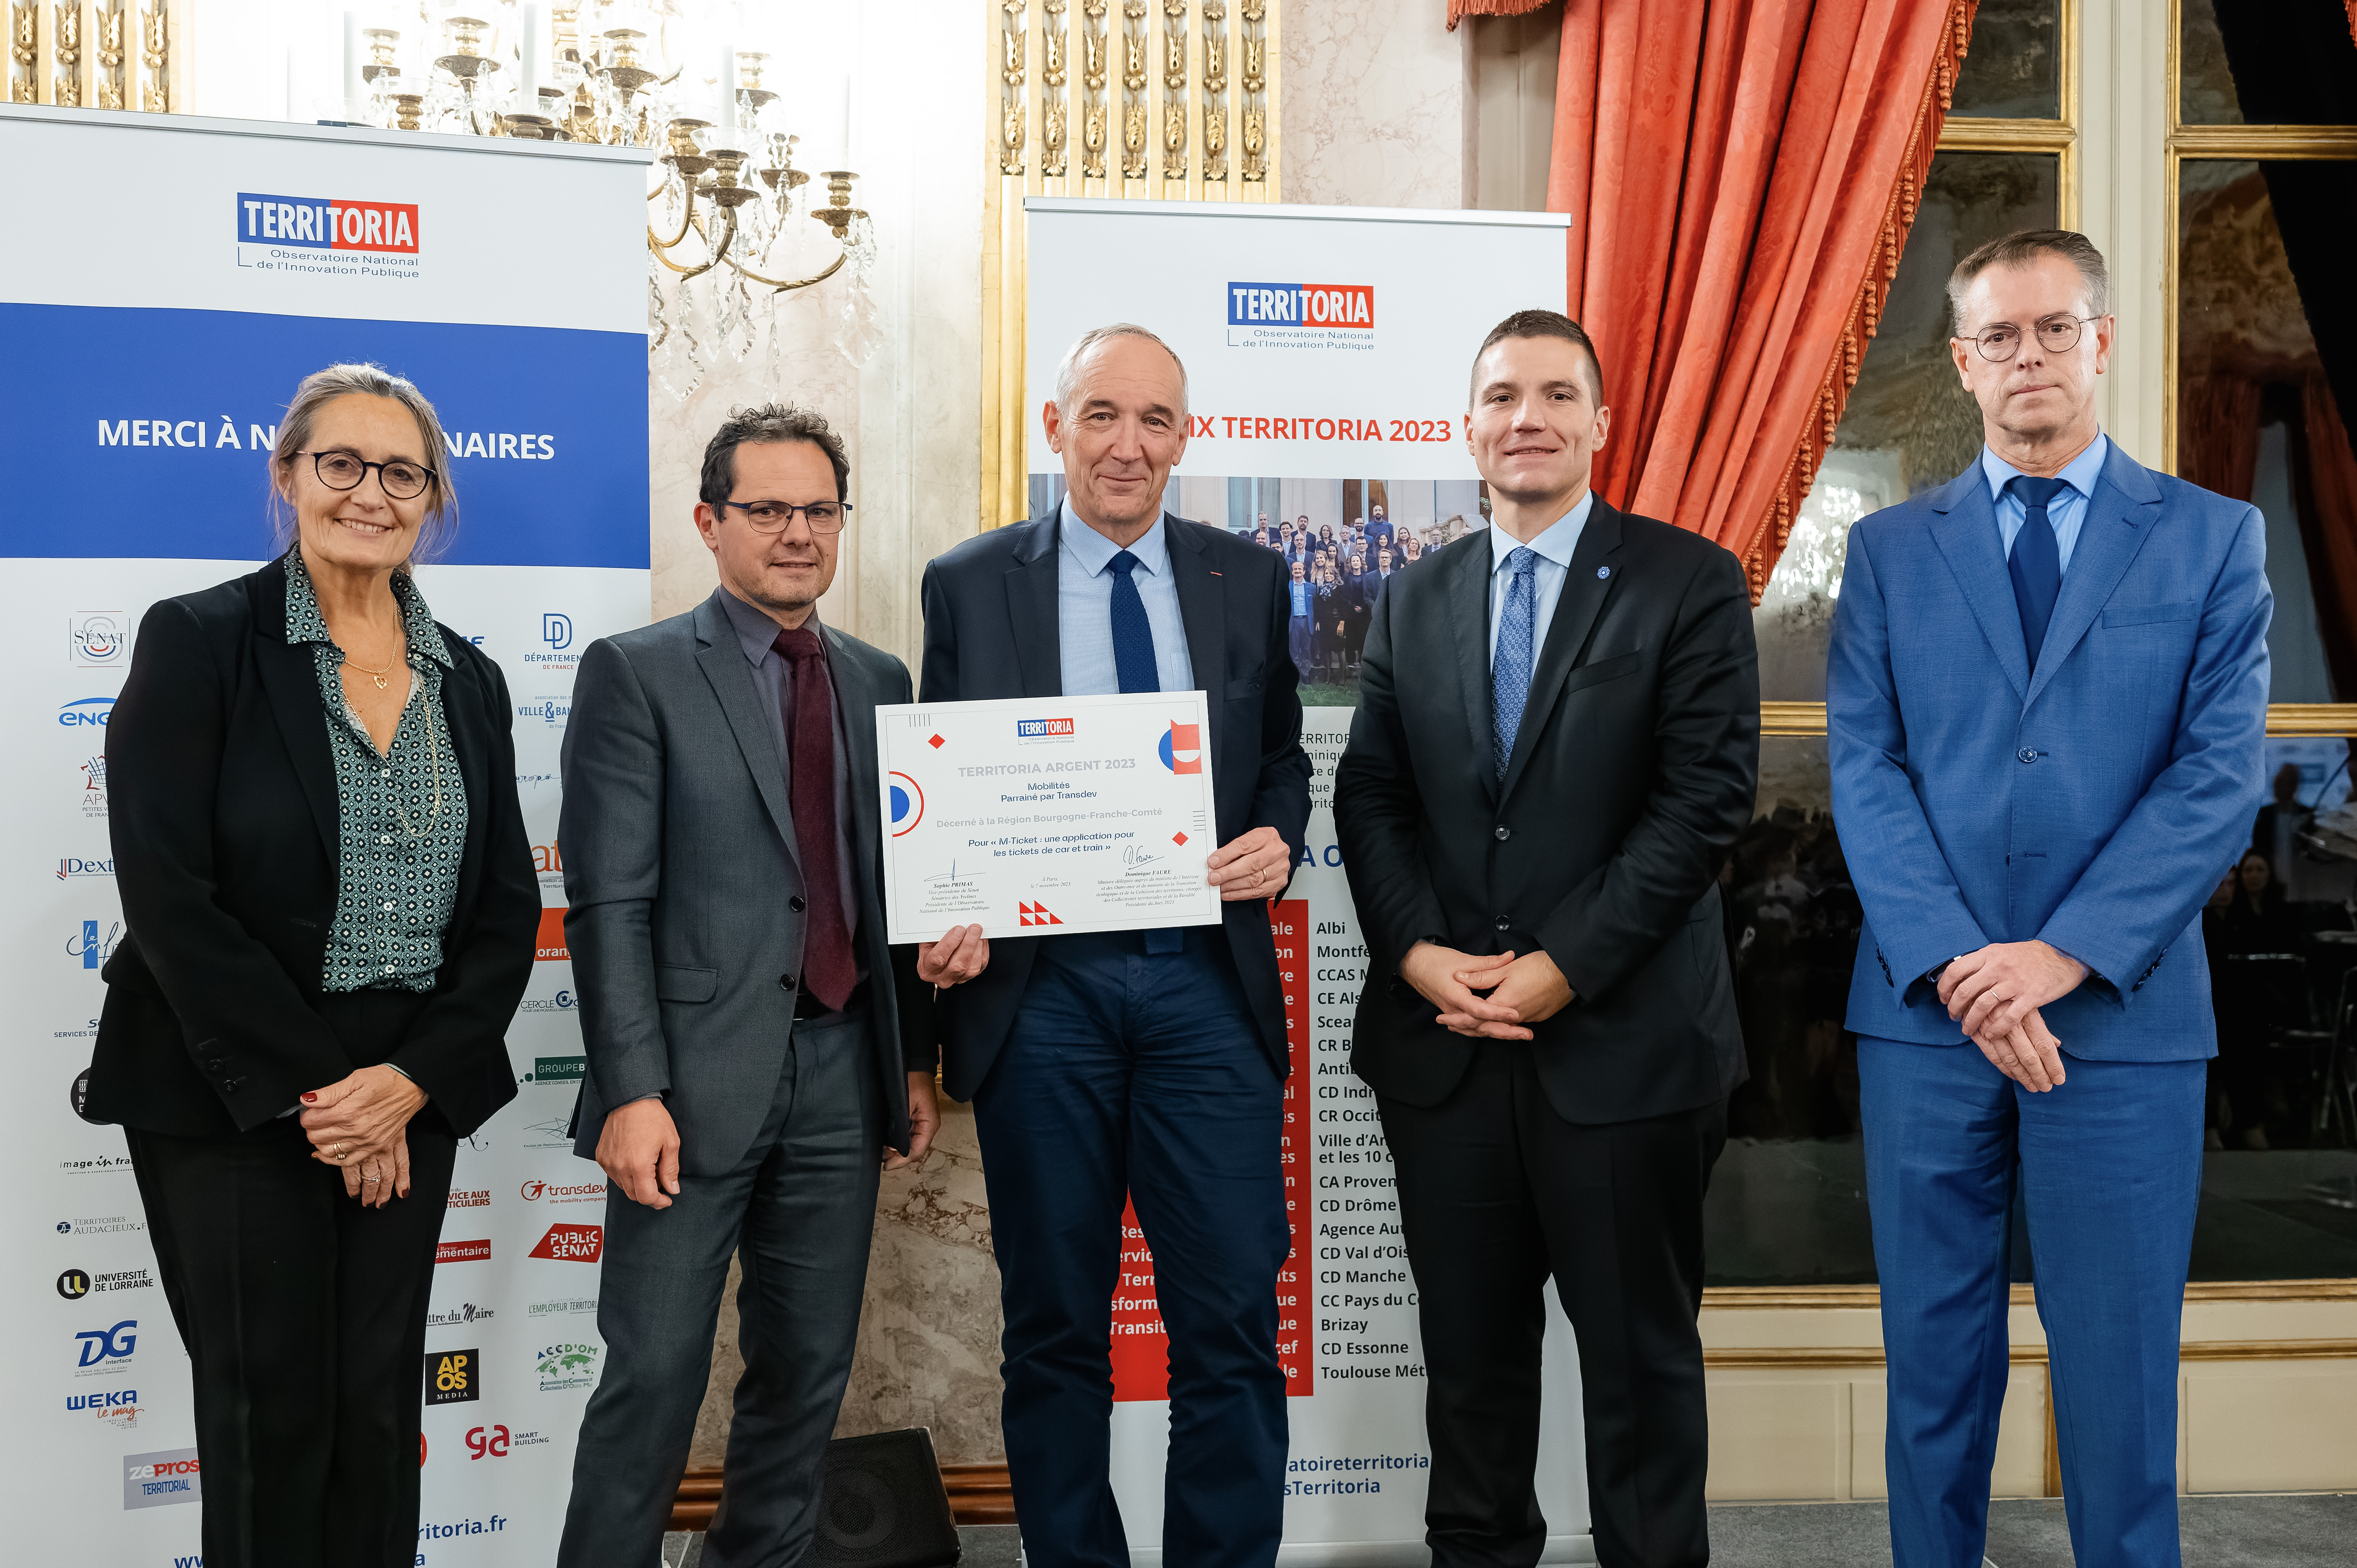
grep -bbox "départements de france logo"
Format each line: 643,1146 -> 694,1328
235,192 -> 421,280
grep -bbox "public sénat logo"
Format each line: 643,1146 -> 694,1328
1226,282 -> 1375,329
236,192 -> 420,253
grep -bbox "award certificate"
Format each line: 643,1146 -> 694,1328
875,691 -> 1221,942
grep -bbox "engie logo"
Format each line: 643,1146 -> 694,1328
1227,282 -> 1375,329
58,696 -> 116,727
236,192 -> 419,253
1017,717 -> 1074,738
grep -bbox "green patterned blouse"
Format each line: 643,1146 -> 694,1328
283,548 -> 470,993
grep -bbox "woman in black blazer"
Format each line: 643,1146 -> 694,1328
86,363 -> 538,1568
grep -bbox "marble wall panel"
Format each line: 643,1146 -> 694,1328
1281,0 -> 1468,210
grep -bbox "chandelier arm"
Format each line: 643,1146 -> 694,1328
648,181 -> 699,250
729,251 -> 849,292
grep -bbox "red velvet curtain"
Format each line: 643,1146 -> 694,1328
2178,376 -> 2265,506
1447,0 -> 1976,598
2290,377 -> 2357,699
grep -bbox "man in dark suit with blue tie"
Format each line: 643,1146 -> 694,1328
916,323 -> 1312,1568
1829,231 -> 2271,1568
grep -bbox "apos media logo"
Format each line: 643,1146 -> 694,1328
58,855 -> 115,880
425,1348 -> 481,1406
70,611 -> 130,667
58,696 -> 116,728
70,919 -> 122,970
236,192 -> 418,252
73,1319 -> 137,1373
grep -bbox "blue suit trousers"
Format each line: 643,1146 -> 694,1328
971,927 -> 1291,1568
1860,1037 -> 2204,1568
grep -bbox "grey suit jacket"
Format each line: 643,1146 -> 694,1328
560,595 -> 934,1172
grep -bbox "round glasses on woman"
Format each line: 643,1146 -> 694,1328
298,449 -> 436,500
1967,314 -> 2102,363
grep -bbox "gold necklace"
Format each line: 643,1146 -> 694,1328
340,647 -> 401,691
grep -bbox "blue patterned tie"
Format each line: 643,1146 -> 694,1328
2007,476 -> 2067,670
1108,549 -> 1183,952
1493,547 -> 1537,781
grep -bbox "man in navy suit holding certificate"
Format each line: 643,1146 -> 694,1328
1829,231 -> 2270,1568
915,323 -> 1311,1568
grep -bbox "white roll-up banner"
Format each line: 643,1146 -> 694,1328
2,104 -> 649,1564
1025,197 -> 1595,1566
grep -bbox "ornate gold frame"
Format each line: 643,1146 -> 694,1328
981,0 -> 1283,535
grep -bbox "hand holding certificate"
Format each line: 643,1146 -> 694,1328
877,691 -> 1232,942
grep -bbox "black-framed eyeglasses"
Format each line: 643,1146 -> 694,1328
721,499 -> 854,535
297,449 -> 436,501
1964,314 -> 2104,363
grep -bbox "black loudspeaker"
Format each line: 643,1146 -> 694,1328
812,1429 -> 963,1568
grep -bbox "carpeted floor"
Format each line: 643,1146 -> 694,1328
664,1498 -> 2356,1565
1710,1493 -> 2357,1566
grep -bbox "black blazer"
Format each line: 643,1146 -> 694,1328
1333,502 -> 1759,1125
86,556 -> 538,1139
915,512 -> 1314,1100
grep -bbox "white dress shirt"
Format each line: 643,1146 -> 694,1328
1056,498 -> 1197,696
1980,432 -> 2109,573
1486,490 -> 1597,667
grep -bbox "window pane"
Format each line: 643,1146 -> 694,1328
2182,0 -> 2357,126
1950,0 -> 2060,120
2176,159 -> 2357,705
1757,150 -> 2057,701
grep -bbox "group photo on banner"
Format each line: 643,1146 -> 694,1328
10,3 -> 2357,1568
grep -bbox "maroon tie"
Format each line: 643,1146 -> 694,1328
772,627 -> 856,1013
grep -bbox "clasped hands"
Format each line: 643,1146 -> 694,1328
1937,939 -> 2088,1093
1401,942 -> 1574,1040
299,1064 -> 427,1209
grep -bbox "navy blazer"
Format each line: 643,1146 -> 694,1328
915,511 -> 1313,1100
1827,443 -> 2272,1058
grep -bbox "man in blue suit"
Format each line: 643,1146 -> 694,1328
1827,229 -> 2270,1568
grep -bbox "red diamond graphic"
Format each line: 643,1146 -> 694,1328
1172,832 -> 1188,846
927,733 -> 946,749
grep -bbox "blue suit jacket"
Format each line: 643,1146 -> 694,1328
1827,444 -> 2271,1059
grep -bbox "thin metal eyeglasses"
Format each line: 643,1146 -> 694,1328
721,499 -> 856,535
297,449 -> 436,501
1964,315 -> 2104,363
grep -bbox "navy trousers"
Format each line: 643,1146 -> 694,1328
972,927 -> 1291,1568
1860,1038 -> 2205,1568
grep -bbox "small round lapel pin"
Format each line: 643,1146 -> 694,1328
1596,566 -> 1611,579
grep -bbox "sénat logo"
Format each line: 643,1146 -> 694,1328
236,192 -> 419,253
1226,282 -> 1374,328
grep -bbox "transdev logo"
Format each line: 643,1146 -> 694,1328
236,192 -> 419,253
1227,282 -> 1374,329
1017,718 -> 1075,738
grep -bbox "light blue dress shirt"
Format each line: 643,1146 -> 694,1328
1486,492 -> 1596,667
1057,499 -> 1197,696
1980,432 -> 2109,573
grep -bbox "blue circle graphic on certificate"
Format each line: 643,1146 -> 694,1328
889,771 -> 924,836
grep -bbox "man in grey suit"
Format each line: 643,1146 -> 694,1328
555,403 -> 981,1568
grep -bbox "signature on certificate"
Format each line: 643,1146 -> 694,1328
1120,845 -> 1164,870
924,860 -> 967,884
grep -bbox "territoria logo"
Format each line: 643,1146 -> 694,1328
1016,717 -> 1075,738
236,192 -> 418,252
528,1223 -> 603,1262
1226,281 -> 1375,329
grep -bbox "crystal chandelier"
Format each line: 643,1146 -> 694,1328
341,2 -> 879,397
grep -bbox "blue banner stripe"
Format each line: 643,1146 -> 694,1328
0,304 -> 648,569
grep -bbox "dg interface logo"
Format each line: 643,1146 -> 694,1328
236,191 -> 421,280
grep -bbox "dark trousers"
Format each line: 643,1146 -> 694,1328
972,928 -> 1291,1568
1860,1039 -> 2204,1568
558,1008 -> 881,1568
1379,1044 -> 1725,1568
124,988 -> 456,1568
